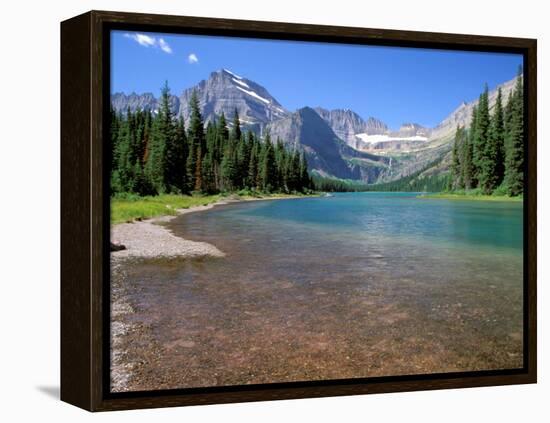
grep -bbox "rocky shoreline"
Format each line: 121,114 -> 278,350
110,201 -> 231,261
110,195 -> 309,261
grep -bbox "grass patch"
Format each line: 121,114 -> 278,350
419,191 -> 523,202
111,191 -> 316,224
111,194 -> 223,224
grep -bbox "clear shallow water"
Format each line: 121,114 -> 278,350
112,192 -> 524,392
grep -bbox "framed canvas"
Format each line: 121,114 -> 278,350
60,10 -> 537,411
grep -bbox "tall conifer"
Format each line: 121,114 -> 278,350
504,70 -> 524,196
186,90 -> 206,192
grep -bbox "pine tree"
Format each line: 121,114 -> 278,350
218,113 -> 229,140
201,150 -> 217,193
288,150 -> 302,192
299,152 -> 310,191
143,82 -> 179,193
274,138 -> 286,191
504,86 -> 515,137
450,125 -> 465,190
473,84 -> 491,189
186,90 -> 206,192
461,136 -> 474,190
478,84 -> 502,194
236,132 -> 251,189
487,88 -> 506,190
175,116 -> 188,192
116,108 -> 135,192
231,109 -> 241,142
259,133 -> 277,192
110,107 -> 120,171
131,161 -> 154,195
463,106 -> 477,189
204,121 -> 219,192
248,139 -> 259,190
142,110 -> 152,166
504,70 -> 524,196
157,83 -> 182,193
220,141 -> 237,191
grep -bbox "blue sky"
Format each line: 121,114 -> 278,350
111,30 -> 522,129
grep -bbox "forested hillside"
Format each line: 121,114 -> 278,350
448,69 -> 524,196
110,83 -> 312,197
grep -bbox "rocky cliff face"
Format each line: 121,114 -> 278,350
268,107 -> 391,182
313,107 -> 388,149
392,123 -> 431,138
314,108 -> 432,153
267,107 -> 360,179
178,69 -> 288,129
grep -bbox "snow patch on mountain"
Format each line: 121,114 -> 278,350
356,133 -> 428,144
235,86 -> 271,104
232,78 -> 250,88
223,68 -> 242,79
238,117 -> 256,124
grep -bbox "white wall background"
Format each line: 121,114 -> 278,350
0,0 -> 546,420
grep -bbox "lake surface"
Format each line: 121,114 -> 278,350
112,192 -> 524,392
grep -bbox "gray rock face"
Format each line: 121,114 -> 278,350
313,108 -> 431,153
177,69 -> 288,129
111,92 -> 180,115
267,107 -> 359,179
314,107 -> 388,150
365,117 -> 390,135
266,107 -> 360,179
268,107 -> 392,181
111,69 -> 287,129
392,123 -> 431,138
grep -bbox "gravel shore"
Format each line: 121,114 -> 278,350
109,201 -> 228,391
110,201 -> 228,260
110,195 -> 309,260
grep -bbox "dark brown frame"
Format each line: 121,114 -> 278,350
61,10 -> 537,412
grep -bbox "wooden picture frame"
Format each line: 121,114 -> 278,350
61,10 -> 537,411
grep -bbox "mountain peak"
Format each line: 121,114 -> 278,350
221,68 -> 243,79
297,106 -> 319,116
178,69 -> 288,128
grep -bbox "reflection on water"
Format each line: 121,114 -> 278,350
111,193 -> 523,392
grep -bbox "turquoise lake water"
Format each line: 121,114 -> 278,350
115,192 -> 524,391
221,192 -> 523,251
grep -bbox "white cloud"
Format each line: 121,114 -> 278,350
158,38 -> 172,54
188,53 -> 199,64
123,33 -> 172,54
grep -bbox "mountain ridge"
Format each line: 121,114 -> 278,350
110,69 -> 519,184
